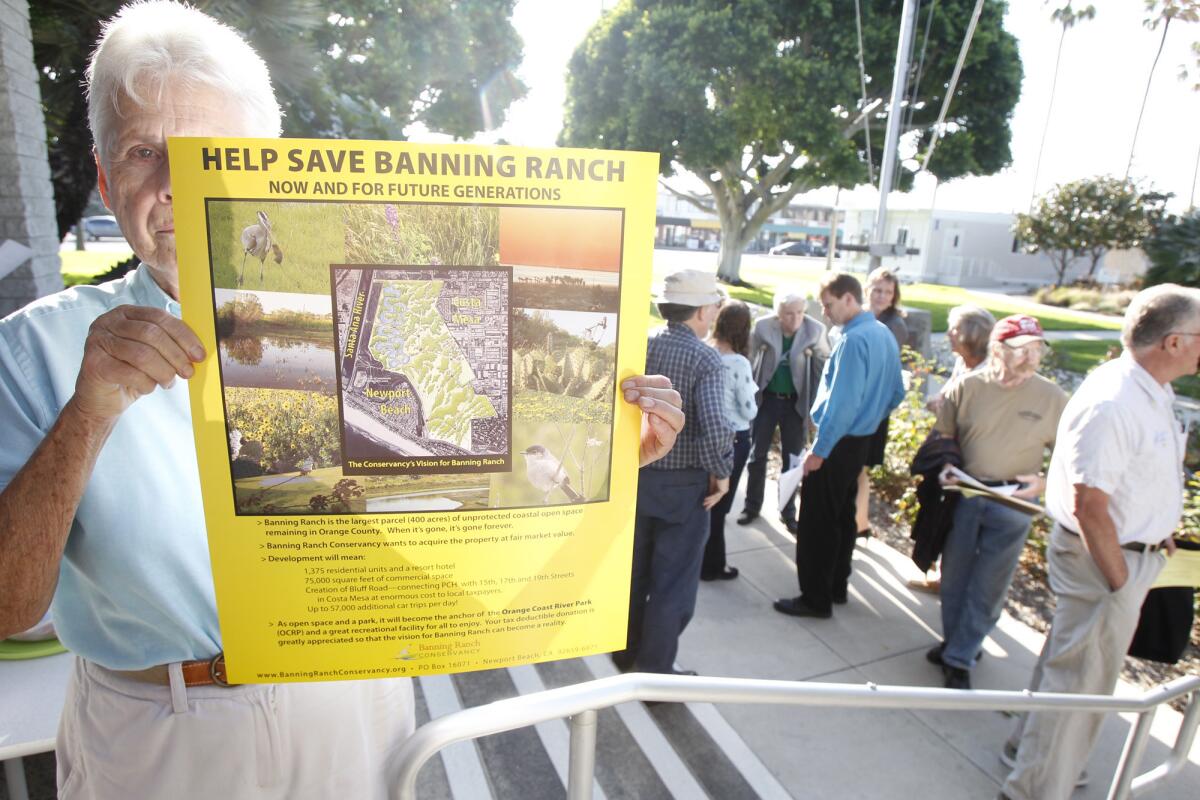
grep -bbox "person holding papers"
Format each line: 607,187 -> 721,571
773,273 -> 904,619
926,315 -> 1068,690
1001,286 -> 1192,800
0,4 -> 684,797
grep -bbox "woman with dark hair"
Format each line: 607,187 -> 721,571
701,300 -> 757,580
855,267 -> 908,538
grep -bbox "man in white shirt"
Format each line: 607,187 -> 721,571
1001,284 -> 1196,800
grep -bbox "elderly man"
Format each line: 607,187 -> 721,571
774,274 -> 904,618
927,304 -> 995,414
738,292 -> 829,532
614,268 -> 732,675
0,4 -> 682,797
1001,286 -> 1193,800
926,315 -> 1068,690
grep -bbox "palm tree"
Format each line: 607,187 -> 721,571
1128,1 -> 1200,179
1029,3 -> 1096,212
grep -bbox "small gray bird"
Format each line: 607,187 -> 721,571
520,445 -> 583,503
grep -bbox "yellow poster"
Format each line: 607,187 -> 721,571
169,138 -> 657,683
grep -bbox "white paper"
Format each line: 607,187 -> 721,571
778,449 -> 807,510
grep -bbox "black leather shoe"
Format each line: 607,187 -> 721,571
773,596 -> 832,618
610,653 -> 635,673
784,518 -> 799,534
943,665 -> 971,690
737,511 -> 759,525
927,642 -> 983,665
701,566 -> 739,581
831,593 -> 848,605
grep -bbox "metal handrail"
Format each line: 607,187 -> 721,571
394,672 -> 1200,800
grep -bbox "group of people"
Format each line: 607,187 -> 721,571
622,259 -> 1195,799
0,4 -> 1193,800
618,266 -> 905,679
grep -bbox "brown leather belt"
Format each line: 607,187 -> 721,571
118,652 -> 236,687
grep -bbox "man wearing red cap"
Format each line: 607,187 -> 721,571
926,315 -> 1068,689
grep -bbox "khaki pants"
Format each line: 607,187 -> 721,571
1002,524 -> 1165,800
57,658 -> 415,800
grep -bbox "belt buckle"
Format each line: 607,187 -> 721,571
209,651 -> 232,687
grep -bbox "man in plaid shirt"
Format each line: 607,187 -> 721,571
613,269 -> 734,675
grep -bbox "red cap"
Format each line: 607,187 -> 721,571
992,314 -> 1045,346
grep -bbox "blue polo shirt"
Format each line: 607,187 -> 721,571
809,310 -> 905,458
0,265 -> 220,669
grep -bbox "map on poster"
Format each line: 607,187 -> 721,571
333,265 -> 510,475
170,138 -> 656,682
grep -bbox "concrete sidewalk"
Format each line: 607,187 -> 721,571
679,483 -> 1200,799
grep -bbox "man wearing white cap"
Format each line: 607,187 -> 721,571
927,314 -> 1067,691
613,268 -> 733,675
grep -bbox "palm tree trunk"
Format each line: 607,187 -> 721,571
1126,18 -> 1172,180
1029,25 -> 1069,212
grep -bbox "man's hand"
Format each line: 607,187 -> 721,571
1074,484 -> 1128,591
74,305 -> 206,421
938,463 -> 959,487
622,375 -> 684,467
1012,473 -> 1045,500
803,453 -> 824,476
702,475 -> 729,510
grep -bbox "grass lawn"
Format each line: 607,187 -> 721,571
1052,339 -> 1200,399
59,248 -> 134,285
700,258 -> 1123,333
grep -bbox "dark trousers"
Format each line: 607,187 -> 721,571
703,428 -> 751,577
614,467 -> 709,673
797,434 -> 872,614
743,393 -> 805,520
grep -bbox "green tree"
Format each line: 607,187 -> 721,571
32,1 -> 526,239
559,0 -> 1022,283
1143,211 -> 1200,286
1014,176 -> 1166,286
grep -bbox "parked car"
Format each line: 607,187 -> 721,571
82,215 -> 123,241
769,240 -> 813,256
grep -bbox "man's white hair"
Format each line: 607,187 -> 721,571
86,1 -> 282,166
774,291 -> 808,313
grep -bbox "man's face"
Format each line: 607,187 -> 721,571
777,300 -> 806,336
819,291 -> 857,327
868,279 -> 895,316
96,85 -> 248,300
947,320 -> 963,353
1163,319 -> 1200,377
994,339 -> 1045,384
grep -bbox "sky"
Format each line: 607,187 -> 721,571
424,0 -> 1200,216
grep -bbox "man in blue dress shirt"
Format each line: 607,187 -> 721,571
774,273 -> 905,619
